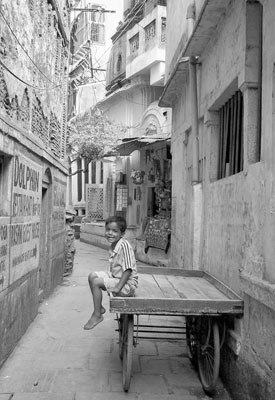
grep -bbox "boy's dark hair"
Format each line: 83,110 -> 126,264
105,215 -> 127,233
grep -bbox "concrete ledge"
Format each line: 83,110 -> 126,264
240,271 -> 275,312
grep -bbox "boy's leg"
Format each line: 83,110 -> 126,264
87,272 -> 106,314
84,273 -> 106,330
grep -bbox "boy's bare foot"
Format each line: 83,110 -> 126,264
101,306 -> 106,314
83,314 -> 104,330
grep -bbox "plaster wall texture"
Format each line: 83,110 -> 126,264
0,0 -> 69,367
165,0 -> 192,80
166,0 -> 275,398
170,79 -> 193,269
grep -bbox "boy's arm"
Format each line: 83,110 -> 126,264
112,269 -> 132,294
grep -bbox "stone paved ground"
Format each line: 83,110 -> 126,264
0,240 -> 233,400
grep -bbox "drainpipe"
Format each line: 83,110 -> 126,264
187,2 -> 199,183
189,56 -> 199,183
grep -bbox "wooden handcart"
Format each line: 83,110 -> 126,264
110,266 -> 243,396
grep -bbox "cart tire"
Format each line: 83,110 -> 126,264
118,314 -> 124,360
197,317 -> 220,396
122,314 -> 134,392
186,316 -> 198,367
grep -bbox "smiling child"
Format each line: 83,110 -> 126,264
83,216 -> 138,330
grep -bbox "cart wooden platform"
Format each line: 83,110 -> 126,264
109,266 -> 244,396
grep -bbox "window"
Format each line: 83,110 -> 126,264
116,54 -> 122,73
89,4 -> 105,44
91,23 -> 105,44
100,161 -> 104,184
218,90 -> 243,179
129,33 -> 139,54
245,0 -> 262,163
91,161 -> 96,184
161,17 -> 166,42
85,159 -> 89,184
145,20 -> 156,42
89,5 -> 105,23
77,157 -> 82,201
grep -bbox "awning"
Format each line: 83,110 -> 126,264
158,58 -> 189,107
115,136 -> 171,156
183,0 -> 232,57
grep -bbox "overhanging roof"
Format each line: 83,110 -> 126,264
159,58 -> 189,107
159,0 -> 231,108
115,136 -> 171,156
183,0 -> 232,57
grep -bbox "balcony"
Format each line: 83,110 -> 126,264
126,5 -> 166,86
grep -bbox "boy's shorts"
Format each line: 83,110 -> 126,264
95,271 -> 135,296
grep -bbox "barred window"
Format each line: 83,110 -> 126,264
161,17 -> 166,42
218,90 -> 243,179
91,23 -> 105,44
145,20 -> 156,42
129,33 -> 139,54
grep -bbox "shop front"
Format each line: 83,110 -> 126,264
115,135 -> 172,266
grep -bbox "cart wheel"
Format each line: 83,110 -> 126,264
122,314 -> 134,392
197,317 -> 220,396
118,314 -> 125,360
186,316 -> 198,367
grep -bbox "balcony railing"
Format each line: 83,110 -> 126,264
126,5 -> 166,82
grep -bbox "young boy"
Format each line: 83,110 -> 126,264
84,215 -> 138,330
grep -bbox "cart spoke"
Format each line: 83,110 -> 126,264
198,318 -> 220,396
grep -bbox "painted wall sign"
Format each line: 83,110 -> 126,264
0,218 -> 9,292
10,154 -> 42,283
12,155 -> 41,218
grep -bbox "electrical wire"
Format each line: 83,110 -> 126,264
0,8 -> 62,86
94,0 -> 147,67
114,0 -> 147,42
0,60 -> 63,91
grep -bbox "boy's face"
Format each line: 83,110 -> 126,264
105,222 -> 123,245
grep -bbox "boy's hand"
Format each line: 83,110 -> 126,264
111,286 -> 121,294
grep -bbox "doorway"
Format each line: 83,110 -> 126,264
38,169 -> 52,299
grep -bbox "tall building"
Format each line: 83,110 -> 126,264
80,0 -> 172,266
68,0 -> 123,216
0,0 -> 69,366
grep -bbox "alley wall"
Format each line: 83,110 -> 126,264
164,0 -> 275,399
0,0 -> 69,367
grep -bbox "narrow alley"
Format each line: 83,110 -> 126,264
0,240 -> 231,400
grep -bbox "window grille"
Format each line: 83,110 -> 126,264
91,23 -> 105,44
86,185 -> 104,220
129,33 -> 139,54
161,17 -> 166,42
218,90 -> 243,179
145,20 -> 156,42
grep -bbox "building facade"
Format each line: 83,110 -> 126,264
0,0 -> 69,367
159,0 -> 275,399
68,0 -> 123,216
86,0 -> 172,265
